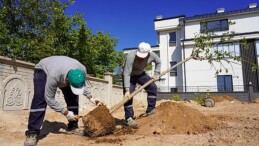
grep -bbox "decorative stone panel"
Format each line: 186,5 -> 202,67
2,75 -> 28,110
111,87 -> 124,107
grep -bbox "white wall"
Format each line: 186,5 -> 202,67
256,40 -> 259,66
154,18 -> 181,31
184,45 -> 244,91
229,13 -> 259,33
158,31 -> 170,91
169,30 -> 183,87
185,12 -> 259,39
185,21 -> 200,39
155,29 -> 184,91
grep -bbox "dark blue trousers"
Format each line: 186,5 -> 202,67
123,72 -> 157,120
25,69 -> 78,136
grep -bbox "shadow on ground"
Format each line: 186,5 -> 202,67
115,118 -> 126,126
38,120 -> 67,140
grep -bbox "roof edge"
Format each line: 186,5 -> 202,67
154,15 -> 185,22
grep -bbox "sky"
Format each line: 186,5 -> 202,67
64,0 -> 259,51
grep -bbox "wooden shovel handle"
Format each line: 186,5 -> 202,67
109,56 -> 193,114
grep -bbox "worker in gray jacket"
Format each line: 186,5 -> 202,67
24,56 -> 101,146
122,42 -> 161,127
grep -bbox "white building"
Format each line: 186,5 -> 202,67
123,3 -> 259,93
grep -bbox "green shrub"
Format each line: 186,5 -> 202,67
194,97 -> 206,104
194,91 -> 205,104
171,95 -> 181,101
193,90 -> 212,104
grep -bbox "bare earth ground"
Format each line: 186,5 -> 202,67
0,97 -> 259,146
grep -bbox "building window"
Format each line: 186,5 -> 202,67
170,61 -> 177,76
201,19 -> 228,32
169,32 -> 176,46
217,75 -> 233,92
212,42 -> 240,57
157,32 -> 160,44
171,88 -> 178,92
256,40 -> 259,56
153,51 -> 160,57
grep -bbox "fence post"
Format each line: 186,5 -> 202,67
104,72 -> 113,107
248,82 -> 255,102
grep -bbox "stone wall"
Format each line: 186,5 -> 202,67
0,56 -> 34,110
0,56 -> 147,111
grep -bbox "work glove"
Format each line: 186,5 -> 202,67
88,96 -> 103,106
65,111 -> 78,121
151,74 -> 160,80
124,91 -> 131,99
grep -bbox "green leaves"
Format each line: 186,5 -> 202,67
0,0 -> 124,78
194,20 -> 257,74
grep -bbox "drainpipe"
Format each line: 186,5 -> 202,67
182,41 -> 187,92
182,20 -> 187,92
167,33 -> 170,92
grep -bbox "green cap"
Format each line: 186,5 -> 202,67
67,69 -> 86,95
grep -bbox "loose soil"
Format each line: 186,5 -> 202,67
136,102 -> 220,135
0,96 -> 259,146
82,105 -> 115,137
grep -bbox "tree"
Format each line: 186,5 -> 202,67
0,0 -> 124,78
112,51 -> 126,85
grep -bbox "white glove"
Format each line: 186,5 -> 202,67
124,91 -> 130,99
89,97 -> 103,106
152,74 -> 159,80
95,100 -> 103,106
65,111 -> 77,121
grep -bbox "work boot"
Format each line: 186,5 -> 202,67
126,117 -> 138,128
146,108 -> 155,116
24,134 -> 37,146
66,122 -> 83,135
67,122 -> 78,131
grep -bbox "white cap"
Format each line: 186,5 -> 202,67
70,85 -> 85,95
136,42 -> 151,58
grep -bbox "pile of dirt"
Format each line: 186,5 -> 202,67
136,101 -> 220,135
82,106 -> 115,138
209,95 -> 239,103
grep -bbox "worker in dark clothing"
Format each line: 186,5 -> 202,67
122,42 -> 161,128
24,56 -> 101,146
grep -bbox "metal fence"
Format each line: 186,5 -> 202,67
157,85 -> 246,93
157,84 -> 259,102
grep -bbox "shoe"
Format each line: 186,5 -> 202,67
24,134 -> 37,146
126,117 -> 138,128
66,123 -> 83,135
67,122 -> 78,131
66,128 -> 84,136
146,109 -> 155,116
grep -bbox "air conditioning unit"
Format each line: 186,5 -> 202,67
249,3 -> 257,8
217,8 -> 225,13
